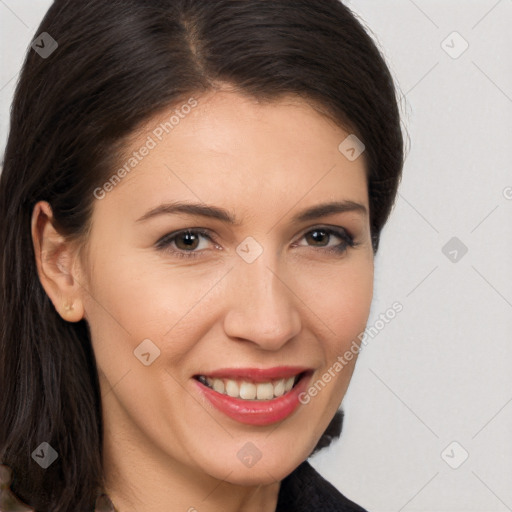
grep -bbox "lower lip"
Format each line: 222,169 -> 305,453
194,373 -> 312,426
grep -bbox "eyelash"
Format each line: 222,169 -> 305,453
156,226 -> 358,260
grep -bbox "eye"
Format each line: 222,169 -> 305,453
156,225 -> 357,260
156,229 -> 219,259
293,226 -> 356,255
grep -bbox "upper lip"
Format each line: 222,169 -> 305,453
195,366 -> 313,382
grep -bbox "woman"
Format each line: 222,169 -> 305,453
0,0 -> 404,511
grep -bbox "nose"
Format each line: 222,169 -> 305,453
222,249 -> 302,351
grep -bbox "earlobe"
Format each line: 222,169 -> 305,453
31,200 -> 85,322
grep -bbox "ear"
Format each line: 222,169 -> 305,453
31,200 -> 86,322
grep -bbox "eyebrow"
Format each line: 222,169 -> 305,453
135,199 -> 367,225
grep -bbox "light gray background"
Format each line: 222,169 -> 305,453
1,1 -> 511,511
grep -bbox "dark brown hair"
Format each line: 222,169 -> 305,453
0,1 -> 404,510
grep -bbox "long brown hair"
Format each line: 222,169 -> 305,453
0,1 -> 404,510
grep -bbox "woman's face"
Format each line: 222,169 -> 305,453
76,90 -> 373,487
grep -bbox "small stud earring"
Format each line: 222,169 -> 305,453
64,301 -> 75,313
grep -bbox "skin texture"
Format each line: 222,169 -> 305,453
31,89 -> 374,512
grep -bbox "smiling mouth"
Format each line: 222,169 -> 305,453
193,371 -> 309,401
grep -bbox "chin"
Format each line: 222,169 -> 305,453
203,443 -> 312,486
217,463 -> 291,487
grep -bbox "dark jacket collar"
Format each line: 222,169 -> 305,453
275,459 -> 369,512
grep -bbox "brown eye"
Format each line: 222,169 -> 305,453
174,231 -> 201,251
296,226 -> 356,255
304,229 -> 331,247
156,228 -> 217,259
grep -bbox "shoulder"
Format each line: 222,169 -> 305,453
276,459 -> 369,512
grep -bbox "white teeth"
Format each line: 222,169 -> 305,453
256,382 -> 274,400
225,380 -> 239,398
273,379 -> 285,397
239,381 -> 257,400
212,378 -> 225,394
199,375 -> 301,400
284,376 -> 295,392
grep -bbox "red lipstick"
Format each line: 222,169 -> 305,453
193,366 -> 313,426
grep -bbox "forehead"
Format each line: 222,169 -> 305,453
96,90 -> 368,221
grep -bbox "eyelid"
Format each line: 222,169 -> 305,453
155,228 -> 217,251
156,224 -> 357,258
297,224 -> 354,241
292,224 -> 356,248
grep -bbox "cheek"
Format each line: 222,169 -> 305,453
297,256 -> 372,410
82,249 -> 224,368
335,265 -> 373,340
295,258 -> 373,448
84,240 -> 373,371
299,256 -> 374,347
